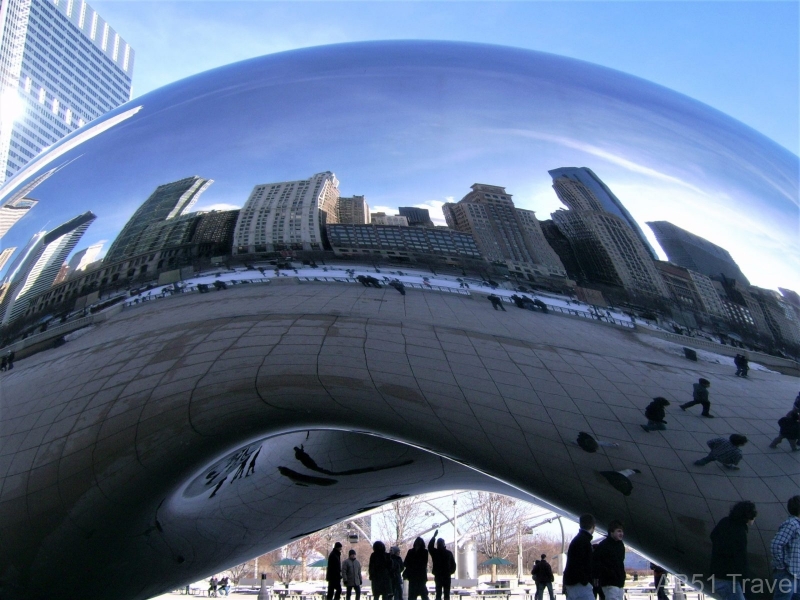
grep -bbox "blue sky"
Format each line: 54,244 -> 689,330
92,1 -> 799,155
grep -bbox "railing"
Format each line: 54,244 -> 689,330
498,295 -> 634,328
123,278 -> 272,307
298,277 -> 471,296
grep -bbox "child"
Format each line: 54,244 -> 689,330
641,397 -> 670,432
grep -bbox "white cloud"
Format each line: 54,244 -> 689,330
196,202 -> 241,212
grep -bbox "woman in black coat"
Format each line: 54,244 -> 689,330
369,541 -> 393,600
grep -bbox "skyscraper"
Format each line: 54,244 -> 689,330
549,167 -> 658,260
0,0 -> 134,185
646,221 -> 750,286
443,183 -> 566,279
0,210 -> 95,324
233,172 -> 340,253
66,241 -> 103,274
0,246 -> 15,272
104,176 -> 212,263
0,195 -> 36,238
398,206 -> 434,227
338,195 -> 369,224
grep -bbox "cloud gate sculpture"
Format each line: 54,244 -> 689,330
0,41 -> 798,600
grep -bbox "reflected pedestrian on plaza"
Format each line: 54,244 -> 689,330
680,378 -> 713,418
709,501 -> 757,600
641,397 -> 670,432
769,411 -> 799,452
694,434 -> 748,470
769,495 -> 800,600
487,294 -> 506,311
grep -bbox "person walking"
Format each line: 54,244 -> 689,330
563,514 -> 595,600
650,564 -> 669,600
404,537 -> 430,600
770,495 -> 800,600
694,435 -> 748,469
327,542 -> 344,600
342,549 -> 363,600
532,554 -> 555,600
770,411 -> 800,452
709,501 -> 757,600
6,350 -> 14,370
369,541 -> 393,600
734,355 -> 745,377
641,397 -> 670,432
389,546 -> 405,600
487,294 -> 506,311
680,378 -> 713,417
593,520 -> 626,600
428,530 -> 456,600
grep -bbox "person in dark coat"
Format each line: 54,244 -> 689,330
327,542 -> 344,600
709,501 -> 757,600
680,378 -> 713,417
428,530 -> 456,600
404,536 -> 430,600
342,549 -> 363,600
390,280 -> 406,296
369,541 -> 393,600
7,350 -> 15,369
487,295 -> 506,311
641,397 -> 670,432
389,546 -> 404,600
532,554 -> 555,600
563,514 -> 595,600
769,410 -> 800,451
650,564 -> 669,600
592,520 -> 626,600
734,354 -> 745,377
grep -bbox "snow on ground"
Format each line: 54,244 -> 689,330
128,264 -> 641,325
636,333 -> 778,373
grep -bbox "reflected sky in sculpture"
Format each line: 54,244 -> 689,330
0,41 -> 797,289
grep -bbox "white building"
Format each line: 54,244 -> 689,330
0,195 -> 36,238
370,212 -> 408,226
0,210 -> 94,323
65,239 -> 101,274
0,0 -> 134,185
233,172 -> 340,253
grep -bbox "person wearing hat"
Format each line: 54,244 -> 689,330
342,549 -> 363,600
327,542 -> 344,600
680,378 -> 714,418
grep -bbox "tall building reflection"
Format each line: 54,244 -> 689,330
0,210 -> 95,323
647,220 -> 750,286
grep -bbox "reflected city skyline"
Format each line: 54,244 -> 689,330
0,41 -> 795,294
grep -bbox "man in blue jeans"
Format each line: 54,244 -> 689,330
771,495 -> 800,600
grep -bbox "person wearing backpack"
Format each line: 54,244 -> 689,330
770,411 -> 800,452
641,397 -> 670,432
532,554 -> 555,600
429,530 -> 456,600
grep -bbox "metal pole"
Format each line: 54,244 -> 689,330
453,492 -> 459,552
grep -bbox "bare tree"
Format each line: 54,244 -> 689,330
290,532 -> 326,581
377,497 -> 428,547
465,492 -> 526,582
226,562 -> 250,585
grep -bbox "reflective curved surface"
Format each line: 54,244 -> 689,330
0,41 -> 798,600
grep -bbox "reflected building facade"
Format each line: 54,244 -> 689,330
550,174 -> 669,298
0,210 -> 94,323
647,221 -> 750,286
233,172 -> 340,253
443,184 -> 566,280
398,206 -> 434,227
338,195 -> 369,225
104,176 -> 212,263
327,223 -> 482,263
0,197 -> 37,239
0,0 -> 134,184
549,168 -> 657,260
